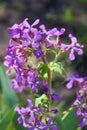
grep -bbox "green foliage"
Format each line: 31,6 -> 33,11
78,0 -> 87,5
0,2 -> 7,9
13,2 -> 25,11
62,7 -> 74,22
35,94 -> 48,107
62,108 -> 81,130
45,11 -> 57,20
49,62 -> 66,76
38,63 -> 48,80
12,113 -> 27,130
0,63 -> 19,108
0,62 -> 20,130
53,115 -> 64,130
0,106 -> 15,130
53,108 -> 81,130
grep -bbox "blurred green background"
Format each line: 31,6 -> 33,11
0,0 -> 87,130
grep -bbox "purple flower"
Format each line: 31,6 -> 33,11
52,92 -> 60,101
27,70 -> 40,93
15,99 -> 58,130
39,24 -> 65,48
8,18 -> 29,38
43,116 -> 58,130
14,99 -> 42,127
11,78 -> 25,92
66,74 -> 84,89
34,46 -> 44,58
72,76 -> 87,128
60,34 -> 84,60
76,107 -> 87,128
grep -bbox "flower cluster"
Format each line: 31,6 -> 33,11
15,99 -> 58,130
4,18 -> 84,130
60,34 -> 84,60
66,74 -> 87,128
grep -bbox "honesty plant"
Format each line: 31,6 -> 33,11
4,18 -> 87,130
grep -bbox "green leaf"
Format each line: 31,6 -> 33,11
38,63 -> 48,80
0,106 -> 15,130
62,108 -> 81,130
38,64 -> 48,76
35,94 -> 48,107
49,62 -> 66,76
0,63 -> 19,108
53,115 -> 64,130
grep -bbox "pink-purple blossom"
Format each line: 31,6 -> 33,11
60,34 -> 84,60
15,99 -> 58,130
66,74 -> 84,89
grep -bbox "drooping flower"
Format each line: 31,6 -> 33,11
66,74 -> 84,89
60,34 -> 84,60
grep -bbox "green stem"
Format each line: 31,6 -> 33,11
41,56 -> 52,98
54,49 -> 62,63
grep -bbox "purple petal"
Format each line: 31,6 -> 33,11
52,92 -> 60,101
19,18 -> 30,29
79,118 -> 86,128
74,47 -> 83,55
27,99 -> 33,108
47,116 -> 54,125
66,80 -> 73,89
48,28 -> 58,35
50,125 -> 58,130
69,49 -> 75,60
39,24 -> 46,31
31,19 -> 39,27
22,116 -> 29,127
14,106 -> 21,114
59,28 -> 65,35
30,111 -> 35,122
17,116 -> 23,124
22,42 -> 31,46
69,34 -> 77,46
76,108 -> 82,116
